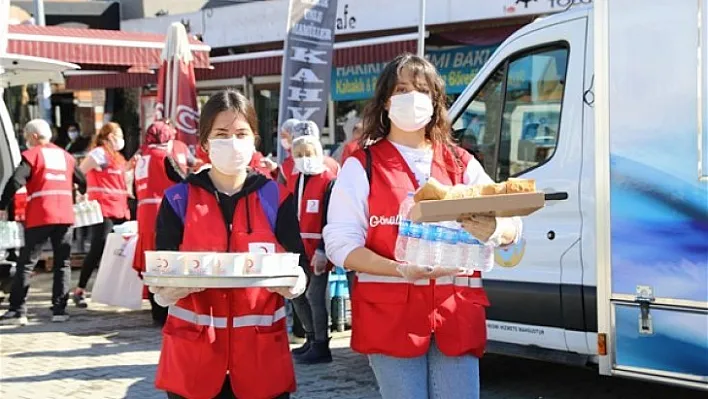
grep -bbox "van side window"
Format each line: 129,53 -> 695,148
452,45 -> 569,181
498,47 -> 568,180
451,66 -> 506,175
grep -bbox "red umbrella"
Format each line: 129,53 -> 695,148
155,22 -> 199,151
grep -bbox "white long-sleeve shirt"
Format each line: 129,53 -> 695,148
322,140 -> 522,267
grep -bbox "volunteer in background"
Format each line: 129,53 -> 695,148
131,121 -> 187,326
279,119 -> 340,188
288,122 -> 337,364
148,89 -> 308,399
72,122 -> 130,308
0,119 -> 87,325
322,54 -> 523,399
332,118 -> 363,164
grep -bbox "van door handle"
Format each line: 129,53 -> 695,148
544,192 -> 568,201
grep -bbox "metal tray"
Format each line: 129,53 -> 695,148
143,274 -> 299,288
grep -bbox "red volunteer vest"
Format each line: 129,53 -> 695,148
351,140 -> 490,358
22,143 -> 76,228
86,147 -> 130,220
281,155 -> 340,191
341,140 -> 360,164
155,181 -> 296,399
171,140 -> 190,174
249,151 -> 275,179
132,147 -> 175,272
289,170 -> 336,271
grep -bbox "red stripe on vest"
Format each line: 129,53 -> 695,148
22,143 -> 76,228
155,183 -> 296,399
350,140 -> 489,359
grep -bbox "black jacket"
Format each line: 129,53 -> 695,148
155,169 -> 310,272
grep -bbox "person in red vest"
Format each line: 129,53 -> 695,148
278,119 -> 339,189
131,121 -> 187,325
0,119 -> 87,325
147,89 -> 308,399
72,122 -> 130,308
322,54 -> 523,398
286,125 -> 337,365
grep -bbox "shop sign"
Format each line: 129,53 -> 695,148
331,43 -> 500,101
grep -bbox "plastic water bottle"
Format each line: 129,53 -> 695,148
405,222 -> 423,264
399,192 -> 415,219
438,228 -> 460,269
416,224 -> 438,267
394,219 -> 411,261
458,231 -> 479,270
477,242 -> 495,272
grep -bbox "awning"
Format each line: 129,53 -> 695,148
198,33 -> 418,81
7,25 -> 211,71
63,33 -> 418,90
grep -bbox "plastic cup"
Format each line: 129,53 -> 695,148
183,252 -> 215,276
145,251 -> 186,275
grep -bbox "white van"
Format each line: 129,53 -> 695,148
0,54 -> 79,191
449,0 -> 707,390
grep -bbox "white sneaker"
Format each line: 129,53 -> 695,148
0,310 -> 28,326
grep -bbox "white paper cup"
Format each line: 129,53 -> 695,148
211,253 -> 245,276
282,253 -> 301,270
183,252 -> 215,276
260,254 -> 283,275
145,251 -> 186,275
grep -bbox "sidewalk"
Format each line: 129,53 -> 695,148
0,270 -> 379,399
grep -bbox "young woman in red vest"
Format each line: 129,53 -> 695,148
147,89 -> 308,399
278,119 -> 340,189
0,119 -> 87,324
72,122 -> 131,308
322,54 -> 523,398
131,121 -> 187,325
286,123 -> 337,364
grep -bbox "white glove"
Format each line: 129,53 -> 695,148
396,262 -> 466,282
311,249 -> 328,276
268,266 -> 307,299
149,286 -> 205,307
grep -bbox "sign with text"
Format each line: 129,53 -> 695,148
277,0 -> 338,162
332,44 -> 500,101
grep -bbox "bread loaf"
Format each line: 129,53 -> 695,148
444,184 -> 481,200
479,183 -> 507,196
505,178 -> 536,194
413,177 -> 449,202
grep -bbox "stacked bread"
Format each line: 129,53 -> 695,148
414,177 -> 537,203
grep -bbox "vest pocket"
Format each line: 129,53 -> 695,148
162,317 -> 207,341
450,286 -> 488,357
356,283 -> 409,304
230,329 -> 294,398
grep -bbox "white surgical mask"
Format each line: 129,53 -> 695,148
113,137 -> 125,151
68,129 -> 78,141
208,137 -> 255,175
281,138 -> 292,151
388,91 -> 434,132
294,156 -> 325,175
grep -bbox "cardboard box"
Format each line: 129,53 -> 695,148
409,192 -> 545,223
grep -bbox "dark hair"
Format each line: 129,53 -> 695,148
359,53 -> 452,147
198,89 -> 259,149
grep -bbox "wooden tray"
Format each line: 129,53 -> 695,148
409,192 -> 546,223
143,274 -> 299,288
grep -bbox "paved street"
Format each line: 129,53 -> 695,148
1,271 -> 705,399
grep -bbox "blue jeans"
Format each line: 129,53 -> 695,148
368,337 -> 480,399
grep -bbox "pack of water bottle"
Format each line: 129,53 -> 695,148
0,221 -> 25,250
394,193 -> 494,272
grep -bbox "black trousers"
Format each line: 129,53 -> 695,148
77,217 -> 126,289
149,291 -> 168,325
166,378 -> 290,399
9,224 -> 73,313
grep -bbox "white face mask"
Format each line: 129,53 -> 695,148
68,129 -> 79,141
281,138 -> 292,151
294,156 -> 324,175
208,137 -> 255,175
113,137 -> 125,151
388,91 -> 434,132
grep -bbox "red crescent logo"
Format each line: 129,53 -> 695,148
259,246 -> 269,253
245,258 -> 255,273
157,257 -> 169,272
191,259 -> 201,270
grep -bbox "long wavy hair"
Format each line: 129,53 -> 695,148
359,53 -> 454,146
91,122 -> 125,165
